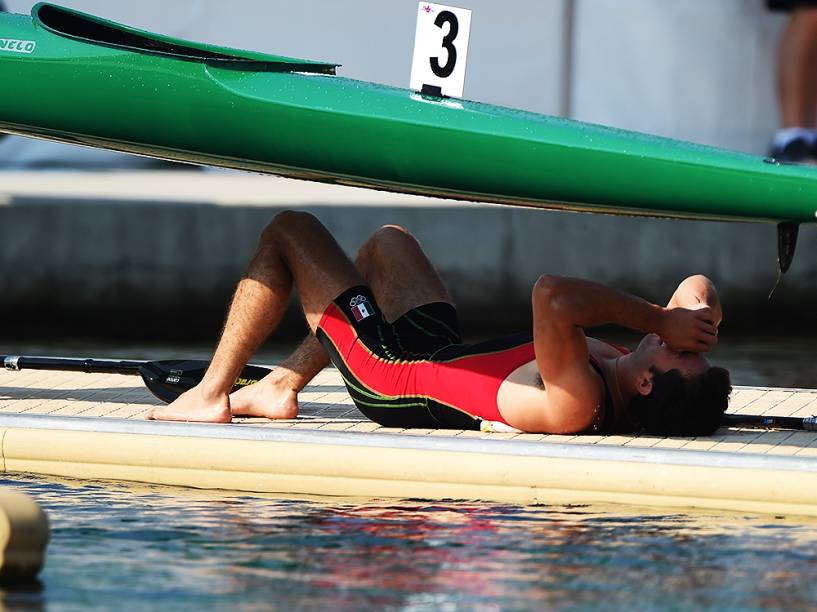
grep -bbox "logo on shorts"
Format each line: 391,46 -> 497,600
349,295 -> 374,322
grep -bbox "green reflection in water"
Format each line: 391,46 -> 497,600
2,474 -> 817,611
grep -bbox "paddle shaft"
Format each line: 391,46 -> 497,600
3,355 -> 144,375
721,413 -> 817,432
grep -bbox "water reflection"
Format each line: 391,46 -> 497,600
1,475 -> 817,610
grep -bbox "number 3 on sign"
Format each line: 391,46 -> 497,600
410,3 -> 472,98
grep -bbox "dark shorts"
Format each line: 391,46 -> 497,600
315,285 -> 485,429
767,0 -> 817,10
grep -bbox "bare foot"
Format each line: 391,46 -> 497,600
230,375 -> 299,420
147,384 -> 231,423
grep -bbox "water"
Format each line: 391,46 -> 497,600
3,474 -> 817,611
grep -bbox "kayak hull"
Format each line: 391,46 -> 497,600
1,3 -> 816,223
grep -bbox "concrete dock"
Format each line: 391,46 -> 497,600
2,365 -> 817,517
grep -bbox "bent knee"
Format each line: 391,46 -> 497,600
370,224 -> 418,250
260,210 -> 320,244
377,224 -> 412,237
270,210 -> 319,231
356,225 -> 417,263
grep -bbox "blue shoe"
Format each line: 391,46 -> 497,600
769,137 -> 816,164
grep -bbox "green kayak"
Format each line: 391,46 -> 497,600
1,3 -> 816,226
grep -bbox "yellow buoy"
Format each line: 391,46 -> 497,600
0,491 -> 49,582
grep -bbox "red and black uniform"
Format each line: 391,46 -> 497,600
316,286 -> 624,432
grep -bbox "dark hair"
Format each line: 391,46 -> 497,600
627,366 -> 732,436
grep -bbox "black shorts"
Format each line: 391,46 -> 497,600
767,0 -> 817,10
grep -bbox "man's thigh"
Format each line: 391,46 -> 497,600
357,226 -> 453,323
260,211 -> 364,332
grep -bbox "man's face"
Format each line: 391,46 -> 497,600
634,333 -> 710,377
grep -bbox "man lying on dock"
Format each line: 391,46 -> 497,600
148,212 -> 731,435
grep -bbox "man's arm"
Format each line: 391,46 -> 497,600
534,275 -> 718,353
514,275 -> 718,434
666,275 -> 722,327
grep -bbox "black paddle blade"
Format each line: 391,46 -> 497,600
137,360 -> 272,404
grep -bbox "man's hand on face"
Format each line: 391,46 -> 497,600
660,306 -> 718,353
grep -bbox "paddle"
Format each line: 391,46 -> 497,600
721,413 -> 817,432
1,355 -> 271,404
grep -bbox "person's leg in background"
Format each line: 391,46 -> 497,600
769,2 -> 817,162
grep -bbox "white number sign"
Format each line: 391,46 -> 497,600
410,2 -> 472,98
